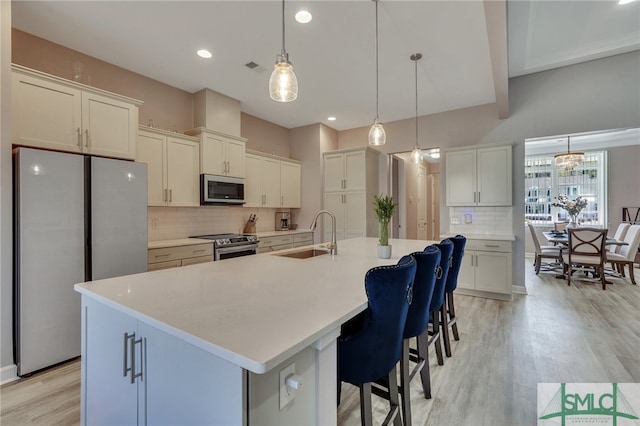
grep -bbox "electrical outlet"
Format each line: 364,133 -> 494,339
450,217 -> 461,225
279,363 -> 296,410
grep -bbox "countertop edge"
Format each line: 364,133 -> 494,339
440,233 -> 515,241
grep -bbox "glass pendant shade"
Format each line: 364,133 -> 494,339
368,119 -> 386,146
410,145 -> 422,164
269,55 -> 298,102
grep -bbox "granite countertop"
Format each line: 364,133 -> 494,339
76,237 -> 435,374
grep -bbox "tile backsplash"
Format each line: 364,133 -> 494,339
448,206 -> 513,235
148,206 -> 291,241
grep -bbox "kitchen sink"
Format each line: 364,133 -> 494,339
273,248 -> 331,259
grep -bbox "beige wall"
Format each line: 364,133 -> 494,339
12,29 -> 194,133
241,113 -> 290,158
607,144 -> 640,233
290,123 -> 338,238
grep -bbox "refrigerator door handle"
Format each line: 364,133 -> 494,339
130,334 -> 143,384
123,332 -> 134,377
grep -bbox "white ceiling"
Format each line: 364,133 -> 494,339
11,0 -> 640,132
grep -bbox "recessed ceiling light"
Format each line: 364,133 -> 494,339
295,10 -> 312,24
327,116 -> 337,121
197,49 -> 212,59
618,0 -> 636,4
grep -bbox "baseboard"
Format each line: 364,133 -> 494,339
1,364 -> 18,385
512,285 -> 528,295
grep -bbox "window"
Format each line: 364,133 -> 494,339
524,151 -> 607,226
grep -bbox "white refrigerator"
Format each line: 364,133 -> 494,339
14,147 -> 148,376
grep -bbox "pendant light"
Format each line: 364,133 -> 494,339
269,0 -> 298,102
554,136 -> 584,170
368,0 -> 386,146
410,53 -> 423,163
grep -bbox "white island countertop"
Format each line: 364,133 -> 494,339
75,237 -> 434,374
440,233 -> 515,241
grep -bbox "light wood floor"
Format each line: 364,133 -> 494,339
2,261 -> 639,426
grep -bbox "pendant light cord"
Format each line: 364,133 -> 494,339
375,0 -> 380,121
281,0 -> 286,55
414,56 -> 418,146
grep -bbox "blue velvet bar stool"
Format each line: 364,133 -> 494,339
441,235 -> 467,357
423,239 -> 454,395
398,245 -> 441,425
337,255 -> 417,426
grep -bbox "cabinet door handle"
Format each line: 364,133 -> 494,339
485,244 -> 500,248
123,332 -> 134,377
193,249 -> 206,254
281,195 -> 284,206
478,192 -> 480,203
475,254 -> 479,267
76,128 -> 82,148
154,254 -> 170,259
169,189 -> 173,202
84,129 -> 89,148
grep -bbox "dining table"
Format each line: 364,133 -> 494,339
542,230 -> 628,247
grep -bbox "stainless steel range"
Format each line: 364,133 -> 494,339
191,233 -> 259,261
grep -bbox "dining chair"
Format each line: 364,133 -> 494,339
606,224 -> 640,285
527,222 -> 563,274
441,235 -> 466,358
608,223 -> 631,255
337,255 -> 416,426
562,228 -> 608,290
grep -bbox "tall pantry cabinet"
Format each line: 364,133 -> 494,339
323,147 -> 379,241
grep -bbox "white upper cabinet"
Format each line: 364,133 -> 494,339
445,145 -> 512,206
280,161 -> 301,208
324,149 -> 370,193
244,151 -> 301,208
12,65 -> 140,160
186,128 -> 246,178
137,127 -> 200,207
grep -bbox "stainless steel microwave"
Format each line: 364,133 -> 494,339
200,174 -> 245,205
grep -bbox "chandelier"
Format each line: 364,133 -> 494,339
554,136 -> 584,170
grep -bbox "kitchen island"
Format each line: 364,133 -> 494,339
75,237 -> 434,425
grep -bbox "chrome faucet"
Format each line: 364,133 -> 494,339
310,210 -> 337,255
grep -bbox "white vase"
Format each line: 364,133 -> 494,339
377,245 -> 392,259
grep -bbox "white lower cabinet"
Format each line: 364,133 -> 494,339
258,232 -> 313,253
147,243 -> 214,271
82,297 -> 245,426
457,239 -> 512,297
